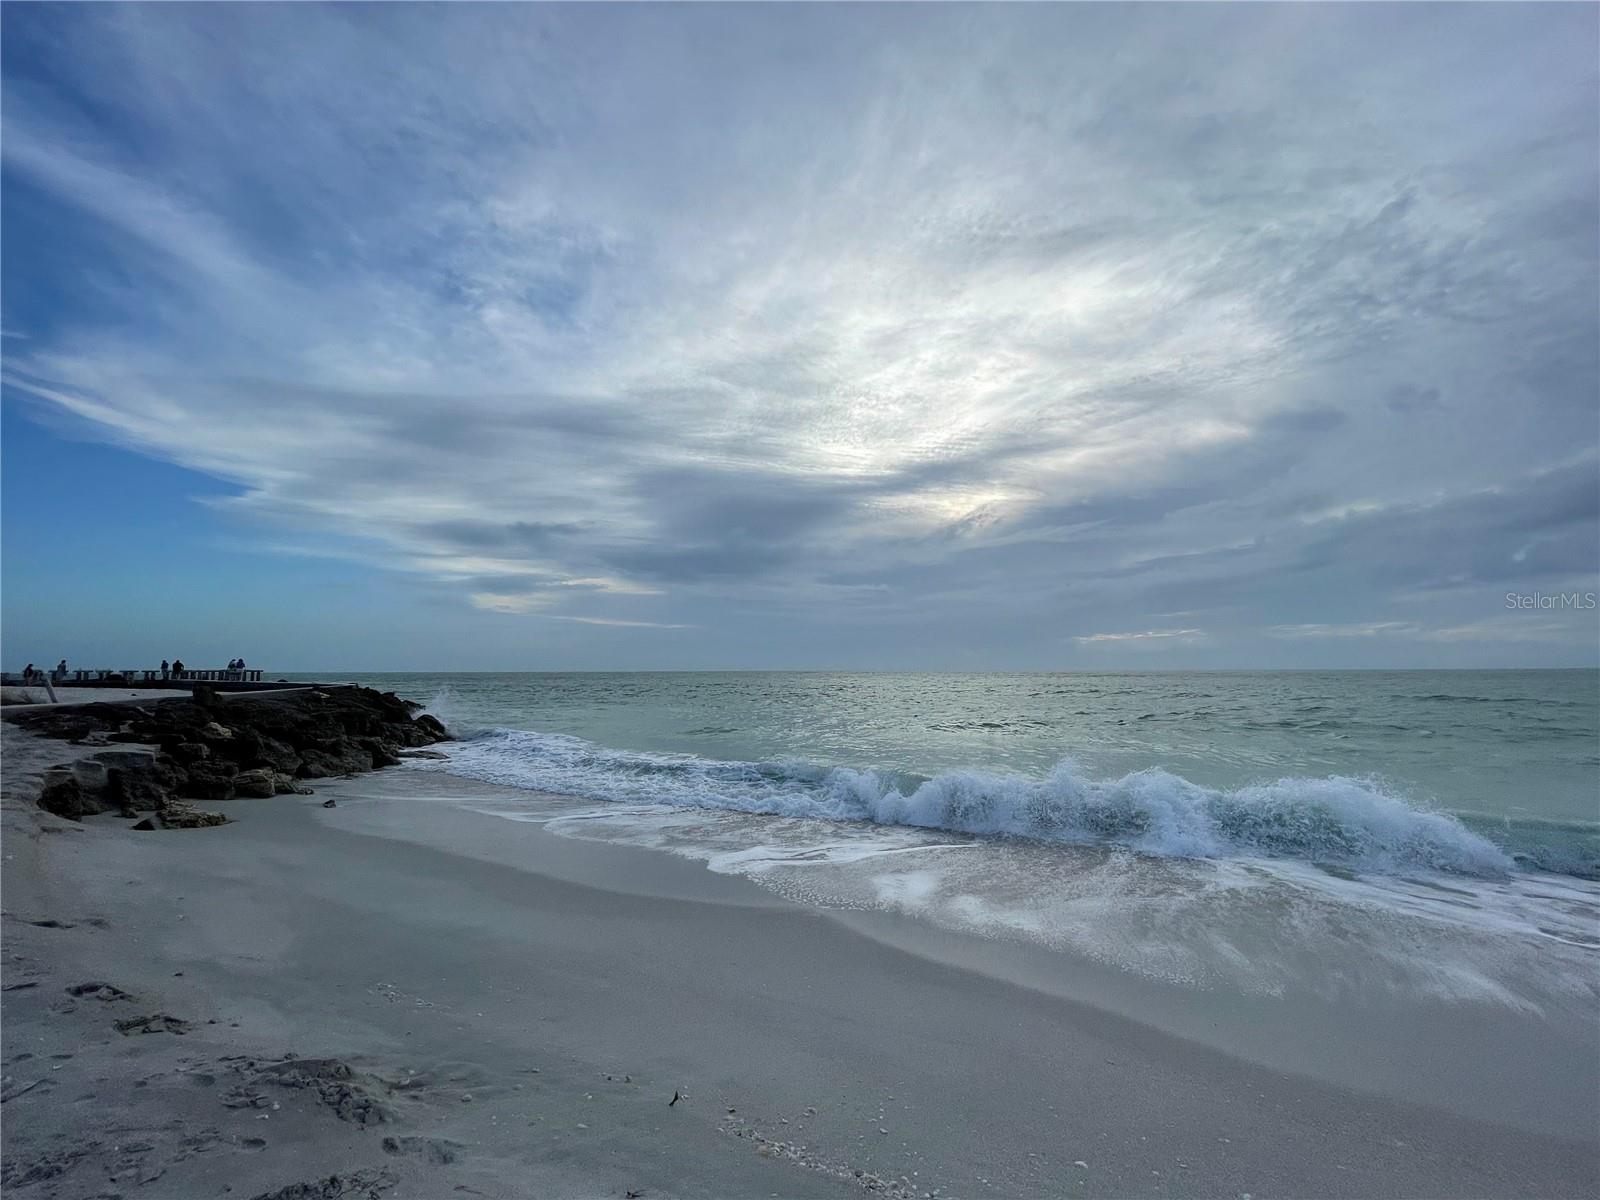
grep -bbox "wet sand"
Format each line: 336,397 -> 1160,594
2,736 -> 1595,1198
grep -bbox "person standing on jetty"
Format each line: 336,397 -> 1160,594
52,659 -> 67,683
171,658 -> 184,680
161,659 -> 170,680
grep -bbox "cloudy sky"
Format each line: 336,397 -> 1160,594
3,4 -> 1596,671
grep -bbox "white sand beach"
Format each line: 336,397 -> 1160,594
2,716 -> 1594,1200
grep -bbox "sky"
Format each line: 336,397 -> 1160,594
3,3 -> 1597,672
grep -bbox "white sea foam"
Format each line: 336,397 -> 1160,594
405,728 -> 1519,878
389,736 -> 1600,1006
509,794 -> 1600,1005
420,687 -> 489,739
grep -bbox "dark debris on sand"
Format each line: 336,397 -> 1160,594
253,1056 -> 393,1125
249,1168 -> 398,1200
115,1012 -> 195,1036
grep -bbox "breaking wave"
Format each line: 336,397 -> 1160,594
396,727 -> 1590,879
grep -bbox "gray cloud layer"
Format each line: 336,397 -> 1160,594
3,4 -> 1596,666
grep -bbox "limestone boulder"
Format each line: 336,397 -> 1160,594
161,802 -> 228,829
180,763 -> 238,801
232,768 -> 278,799
37,769 -> 103,820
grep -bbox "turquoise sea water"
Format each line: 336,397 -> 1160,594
296,669 -> 1598,878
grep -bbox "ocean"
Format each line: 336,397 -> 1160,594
294,669 -> 1600,1007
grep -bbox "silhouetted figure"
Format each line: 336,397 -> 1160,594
171,659 -> 185,679
52,659 -> 67,683
161,659 -> 170,681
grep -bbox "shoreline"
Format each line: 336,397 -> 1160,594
319,770 -> 1600,1140
2,720 -> 1595,1198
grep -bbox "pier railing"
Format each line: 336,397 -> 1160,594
7,667 -> 266,685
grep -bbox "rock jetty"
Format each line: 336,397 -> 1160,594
6,685 -> 450,827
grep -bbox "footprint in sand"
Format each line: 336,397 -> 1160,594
114,1012 -> 194,1036
65,980 -> 134,1001
381,1135 -> 463,1164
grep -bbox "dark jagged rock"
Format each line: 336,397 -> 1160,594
358,737 -> 403,768
50,716 -> 98,743
191,683 -> 225,711
7,686 -> 450,825
37,769 -> 94,820
181,763 -> 239,801
297,743 -> 372,779
232,768 -> 279,799
254,736 -> 303,774
217,726 -> 263,762
108,765 -> 170,813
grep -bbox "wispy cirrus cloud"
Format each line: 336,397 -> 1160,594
1075,629 -> 1208,645
550,616 -> 694,630
1268,622 -> 1420,639
2,4 -> 1596,665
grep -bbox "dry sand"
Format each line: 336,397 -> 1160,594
2,724 -> 1595,1199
